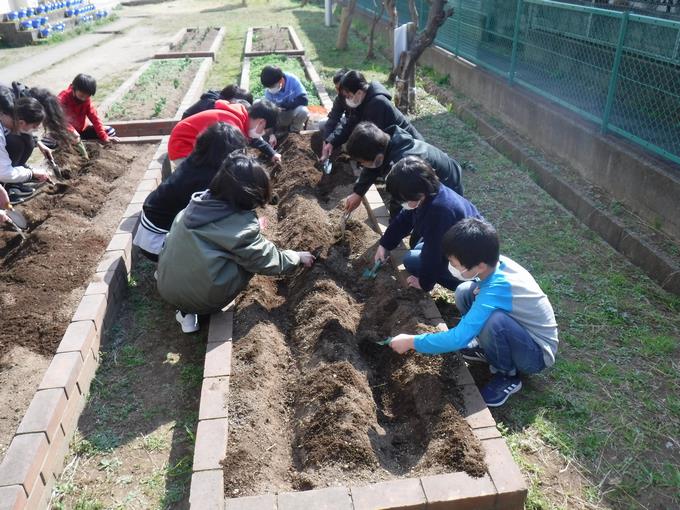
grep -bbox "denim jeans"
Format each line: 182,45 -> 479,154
455,281 -> 545,376
403,242 -> 461,291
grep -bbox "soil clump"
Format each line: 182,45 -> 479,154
223,134 -> 486,497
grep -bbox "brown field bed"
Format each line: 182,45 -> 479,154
223,134 -> 486,497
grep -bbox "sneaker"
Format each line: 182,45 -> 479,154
175,311 -> 199,333
480,374 -> 522,407
6,186 -> 34,204
460,346 -> 488,364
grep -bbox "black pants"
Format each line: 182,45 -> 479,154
5,133 -> 36,167
81,125 -> 116,140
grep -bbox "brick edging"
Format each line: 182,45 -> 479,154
212,186 -> 526,509
188,307 -> 234,510
0,137 -> 168,509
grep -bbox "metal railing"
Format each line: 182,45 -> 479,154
356,0 -> 680,165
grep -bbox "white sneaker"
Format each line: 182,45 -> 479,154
175,311 -> 199,333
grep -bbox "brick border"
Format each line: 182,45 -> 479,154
243,26 -> 305,57
213,184 -> 526,509
0,23 -> 225,507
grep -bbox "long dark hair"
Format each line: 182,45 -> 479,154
28,87 -> 72,148
209,153 -> 272,210
0,86 -> 15,121
189,122 -> 247,169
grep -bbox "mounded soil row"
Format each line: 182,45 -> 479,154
252,26 -> 294,52
223,134 -> 486,497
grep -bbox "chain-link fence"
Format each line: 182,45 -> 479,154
355,0 -> 680,165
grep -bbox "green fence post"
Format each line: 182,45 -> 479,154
508,0 -> 523,83
602,11 -> 629,134
455,0 -> 462,55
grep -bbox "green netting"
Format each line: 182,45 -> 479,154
354,0 -> 680,164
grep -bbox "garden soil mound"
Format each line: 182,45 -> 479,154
0,144 -> 152,360
223,134 -> 486,497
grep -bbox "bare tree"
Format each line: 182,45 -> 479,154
336,0 -> 357,50
366,0 -> 385,60
393,0 -> 453,112
407,0 -> 419,28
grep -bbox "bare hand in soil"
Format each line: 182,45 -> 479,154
258,216 -> 268,231
0,210 -> 8,224
321,142 -> 333,161
344,193 -> 362,213
271,153 -> 282,164
31,169 -> 50,182
406,275 -> 422,290
108,136 -> 121,144
375,245 -> 389,263
297,251 -> 316,267
269,134 -> 277,148
389,334 -> 416,354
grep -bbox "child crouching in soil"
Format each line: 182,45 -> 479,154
388,218 -> 558,408
156,153 -> 315,334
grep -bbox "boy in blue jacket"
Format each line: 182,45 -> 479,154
388,218 -> 559,407
261,65 -> 309,133
375,156 -> 481,292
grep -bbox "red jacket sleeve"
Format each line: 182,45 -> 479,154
85,99 -> 109,142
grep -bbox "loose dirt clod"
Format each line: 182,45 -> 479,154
223,134 -> 486,497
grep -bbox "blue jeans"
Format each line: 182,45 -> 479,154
455,281 -> 545,376
403,242 -> 461,291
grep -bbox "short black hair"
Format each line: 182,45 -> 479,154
442,218 -> 500,268
248,99 -> 279,130
386,156 -> 440,202
333,68 -> 349,85
0,85 -> 15,116
339,70 -> 368,94
189,122 -> 247,169
209,153 -> 272,210
260,65 -> 284,88
220,84 -> 254,105
15,97 -> 45,124
72,73 -> 97,96
346,121 -> 389,161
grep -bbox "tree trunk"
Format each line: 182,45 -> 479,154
407,0 -> 418,27
336,0 -> 357,50
366,1 -> 385,60
394,0 -> 453,113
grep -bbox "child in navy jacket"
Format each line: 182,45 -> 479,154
375,156 -> 482,292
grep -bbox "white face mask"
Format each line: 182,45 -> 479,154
448,263 -> 478,281
401,201 -> 417,210
361,155 -> 383,169
248,122 -> 264,139
346,95 -> 362,108
267,84 -> 282,94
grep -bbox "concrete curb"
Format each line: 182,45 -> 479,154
243,26 -> 305,57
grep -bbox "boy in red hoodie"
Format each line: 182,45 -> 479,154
58,73 -> 117,145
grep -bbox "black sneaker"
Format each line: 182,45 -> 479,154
460,346 -> 489,364
6,186 -> 34,204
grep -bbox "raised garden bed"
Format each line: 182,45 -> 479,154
244,25 -> 304,57
105,58 -> 201,121
154,26 -> 226,60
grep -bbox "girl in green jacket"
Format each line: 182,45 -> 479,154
157,153 -> 315,333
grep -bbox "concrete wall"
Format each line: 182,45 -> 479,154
418,44 -> 680,242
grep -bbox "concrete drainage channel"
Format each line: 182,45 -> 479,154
0,27 -> 219,509
185,29 -> 527,510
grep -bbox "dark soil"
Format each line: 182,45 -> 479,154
223,134 -> 486,498
252,26 -> 293,52
0,143 -> 155,360
173,27 -> 220,52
